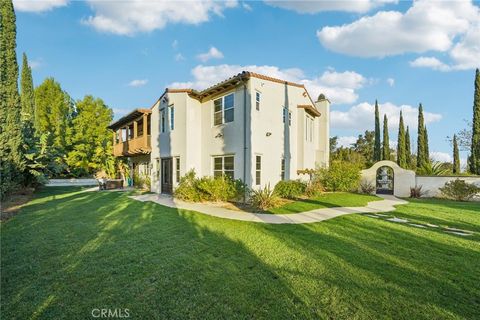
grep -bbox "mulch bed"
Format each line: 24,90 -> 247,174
1,188 -> 35,222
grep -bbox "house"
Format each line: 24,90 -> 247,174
108,71 -> 330,193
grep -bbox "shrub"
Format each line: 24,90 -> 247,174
250,184 -> 280,210
315,161 -> 361,192
410,185 -> 426,198
274,180 -> 306,199
174,170 -> 201,202
439,179 -> 480,201
305,178 -> 324,197
359,179 -> 375,194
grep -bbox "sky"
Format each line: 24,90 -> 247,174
14,0 -> 480,166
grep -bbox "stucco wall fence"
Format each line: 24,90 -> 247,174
46,179 -> 98,187
416,176 -> 480,198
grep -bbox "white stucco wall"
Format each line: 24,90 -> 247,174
361,160 -> 416,197
416,176 -> 480,198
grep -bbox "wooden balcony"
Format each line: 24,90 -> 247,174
113,135 -> 151,157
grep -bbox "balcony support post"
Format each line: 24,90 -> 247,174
143,114 -> 148,147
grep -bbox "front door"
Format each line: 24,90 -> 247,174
161,158 -> 173,194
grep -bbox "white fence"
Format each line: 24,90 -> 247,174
45,179 -> 98,187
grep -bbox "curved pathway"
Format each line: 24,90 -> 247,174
129,194 -> 408,224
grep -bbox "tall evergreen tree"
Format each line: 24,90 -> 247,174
34,77 -> 74,153
453,134 -> 460,174
424,124 -> 430,165
405,126 -> 412,169
468,68 -> 480,174
0,0 -> 24,197
373,100 -> 381,162
416,103 -> 427,169
20,52 -> 35,124
397,111 -> 406,167
382,114 -> 390,160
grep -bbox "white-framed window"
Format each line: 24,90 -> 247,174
255,91 -> 261,111
213,93 -> 234,126
160,108 -> 166,133
283,107 -> 291,126
281,158 -> 285,180
213,155 -> 234,180
255,155 -> 261,185
175,157 -> 180,183
289,111 -> 292,126
169,105 -> 174,130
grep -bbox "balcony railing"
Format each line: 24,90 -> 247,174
113,135 -> 151,157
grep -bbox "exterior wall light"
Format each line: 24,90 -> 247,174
266,132 -> 272,137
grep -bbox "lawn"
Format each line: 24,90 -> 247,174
1,187 -> 479,319
268,192 -> 381,214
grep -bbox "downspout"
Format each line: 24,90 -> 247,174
242,79 -> 248,203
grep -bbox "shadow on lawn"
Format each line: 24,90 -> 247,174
259,216 -> 480,319
1,188 -> 309,319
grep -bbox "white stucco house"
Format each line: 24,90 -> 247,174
109,71 -> 330,193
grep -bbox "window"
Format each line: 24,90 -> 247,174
137,119 -> 143,137
169,105 -> 174,130
213,155 -> 234,180
305,115 -> 313,142
175,157 -> 180,183
289,111 -> 292,126
147,114 -> 151,135
161,108 -> 166,133
213,93 -> 234,125
283,107 -> 291,126
255,155 -> 261,185
281,158 -> 285,180
128,124 -> 134,139
255,92 -> 261,111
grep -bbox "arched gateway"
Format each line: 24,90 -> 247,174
360,161 -> 416,197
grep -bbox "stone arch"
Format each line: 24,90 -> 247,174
360,160 -> 416,197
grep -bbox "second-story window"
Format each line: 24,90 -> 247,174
281,158 -> 285,180
169,105 -> 174,130
161,108 -> 166,133
255,92 -> 261,111
213,93 -> 234,126
283,108 -> 291,126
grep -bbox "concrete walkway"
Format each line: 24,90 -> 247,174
129,194 -> 408,224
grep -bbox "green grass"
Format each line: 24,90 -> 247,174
268,192 -> 381,214
1,187 -> 479,319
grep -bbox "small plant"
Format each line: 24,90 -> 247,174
439,179 -> 480,201
410,185 -> 426,198
250,184 -> 280,210
417,161 -> 450,176
305,178 -> 324,197
274,180 -> 306,199
359,179 -> 375,194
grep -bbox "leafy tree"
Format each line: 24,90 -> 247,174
66,95 -> 113,176
331,147 -> 367,168
453,134 -> 460,174
329,136 -> 338,155
0,0 -> 24,198
353,130 -> 375,167
416,103 -> 429,169
382,114 -> 390,160
468,68 -> 480,174
373,100 -> 381,162
397,111 -> 407,168
34,77 -> 74,152
405,126 -> 413,169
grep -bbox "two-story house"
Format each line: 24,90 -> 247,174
109,71 -> 330,193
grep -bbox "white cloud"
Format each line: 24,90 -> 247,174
168,64 -> 367,105
174,53 -> 185,62
242,2 -> 252,11
330,102 -> 442,130
409,57 -> 451,72
196,47 -> 224,62
29,58 -> 43,70
337,136 -> 357,148
387,78 -> 395,87
128,79 -> 148,87
431,151 -> 451,163
264,0 -> 396,14
13,0 -> 68,12
316,0 -> 480,70
82,0 -> 238,35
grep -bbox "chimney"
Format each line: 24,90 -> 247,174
314,94 -> 330,167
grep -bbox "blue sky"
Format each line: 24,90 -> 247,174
14,0 -> 480,165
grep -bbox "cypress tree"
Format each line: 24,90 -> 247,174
382,114 -> 390,160
405,126 -> 412,168
416,103 -> 427,169
20,52 -> 35,124
469,68 -> 480,174
0,0 -> 24,197
453,134 -> 460,174
397,111 -> 406,167
373,100 -> 381,162
424,124 -> 430,165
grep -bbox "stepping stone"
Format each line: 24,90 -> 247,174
409,223 -> 427,228
445,231 -> 472,236
364,214 -> 379,218
375,213 -> 390,217
387,217 -> 408,223
444,227 -> 473,234
426,223 -> 439,228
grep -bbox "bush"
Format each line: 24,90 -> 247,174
174,170 -> 247,202
250,184 -> 280,210
359,179 -> 375,194
439,179 -> 480,201
315,161 -> 361,192
410,185 -> 426,198
305,178 -> 324,197
274,180 -> 306,199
